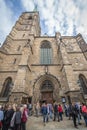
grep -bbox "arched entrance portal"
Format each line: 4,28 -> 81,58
40,80 -> 53,103
33,74 -> 61,104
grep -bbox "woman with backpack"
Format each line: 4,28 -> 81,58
21,104 -> 28,130
11,106 -> 21,130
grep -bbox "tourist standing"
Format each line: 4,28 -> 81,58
41,102 -> 48,126
28,103 -> 32,116
35,102 -> 40,117
71,102 -> 78,128
64,104 -> 68,117
68,103 -> 72,120
47,103 -> 53,120
82,103 -> 87,127
14,106 -> 21,130
75,102 -> 81,125
58,104 -> 63,121
21,104 -> 28,130
2,105 -> 14,130
53,101 -> 60,122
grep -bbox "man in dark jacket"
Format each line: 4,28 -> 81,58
53,101 -> 60,122
71,102 -> 78,128
2,105 -> 14,130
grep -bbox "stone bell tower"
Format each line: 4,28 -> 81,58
8,12 -> 41,103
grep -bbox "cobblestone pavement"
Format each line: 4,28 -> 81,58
26,115 -> 87,130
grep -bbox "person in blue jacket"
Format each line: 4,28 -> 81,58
41,102 -> 48,126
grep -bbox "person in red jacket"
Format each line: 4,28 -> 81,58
82,103 -> 87,126
58,104 -> 63,121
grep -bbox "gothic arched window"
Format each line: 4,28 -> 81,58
1,77 -> 13,97
40,40 -> 52,64
79,74 -> 87,94
41,80 -> 53,92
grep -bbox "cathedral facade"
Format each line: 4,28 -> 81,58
0,12 -> 87,104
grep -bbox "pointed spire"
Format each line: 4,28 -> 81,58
33,4 -> 38,12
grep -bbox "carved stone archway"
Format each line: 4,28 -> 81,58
32,74 -> 61,104
40,80 -> 54,103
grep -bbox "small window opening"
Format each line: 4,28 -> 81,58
23,34 -> 25,37
28,16 -> 32,20
13,59 -> 16,64
17,46 -> 21,51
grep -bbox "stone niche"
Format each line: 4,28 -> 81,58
9,92 -> 28,104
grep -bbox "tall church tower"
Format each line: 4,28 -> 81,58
9,12 -> 41,103
0,12 -> 41,103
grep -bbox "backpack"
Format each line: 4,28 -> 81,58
10,112 -> 16,127
21,110 -> 27,122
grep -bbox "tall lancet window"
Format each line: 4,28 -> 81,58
79,74 -> 87,94
40,41 -> 52,64
1,77 -> 13,97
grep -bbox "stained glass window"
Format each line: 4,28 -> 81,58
41,80 -> 53,91
40,41 -> 52,64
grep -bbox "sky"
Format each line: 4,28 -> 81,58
0,0 -> 87,46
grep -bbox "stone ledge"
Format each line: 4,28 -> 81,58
0,97 -> 8,102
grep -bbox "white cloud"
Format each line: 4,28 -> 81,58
0,0 -> 87,45
21,0 -> 35,11
0,0 -> 14,45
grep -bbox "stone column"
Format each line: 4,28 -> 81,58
56,33 -> 80,103
9,46 -> 31,104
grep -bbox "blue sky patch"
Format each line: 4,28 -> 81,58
0,0 -> 87,45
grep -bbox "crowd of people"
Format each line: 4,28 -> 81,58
0,101 -> 87,130
0,104 -> 28,130
34,101 -> 87,128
